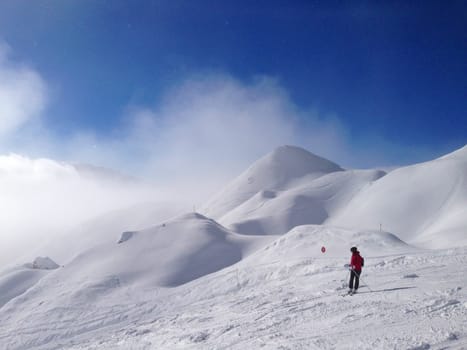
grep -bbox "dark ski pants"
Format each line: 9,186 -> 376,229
349,270 -> 361,290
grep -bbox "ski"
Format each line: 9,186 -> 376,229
341,290 -> 359,296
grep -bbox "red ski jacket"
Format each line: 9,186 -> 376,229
350,252 -> 363,271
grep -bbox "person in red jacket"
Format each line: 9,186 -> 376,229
349,246 -> 364,294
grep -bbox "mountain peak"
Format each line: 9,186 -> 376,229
202,145 -> 343,219
244,146 -> 343,191
266,145 -> 343,174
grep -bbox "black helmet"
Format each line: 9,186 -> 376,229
350,246 -> 358,253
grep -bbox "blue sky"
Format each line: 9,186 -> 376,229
0,1 -> 465,177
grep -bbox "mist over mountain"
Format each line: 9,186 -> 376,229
0,154 -> 170,266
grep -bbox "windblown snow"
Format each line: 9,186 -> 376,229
0,145 -> 466,349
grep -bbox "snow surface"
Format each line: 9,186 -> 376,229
48,212 -> 274,289
1,225 -> 465,349
34,201 -> 185,265
201,145 -> 343,219
328,146 -> 467,247
0,145 -> 466,349
0,267 -> 49,308
219,169 -> 385,235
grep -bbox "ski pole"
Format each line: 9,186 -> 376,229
351,268 -> 373,292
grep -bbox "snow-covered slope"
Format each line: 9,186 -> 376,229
30,213 -> 274,290
247,225 -> 415,264
0,266 -> 49,309
1,225 -> 465,350
328,145 -> 467,247
0,213 -> 276,348
68,212 -> 274,287
0,257 -> 59,308
220,169 -> 385,235
86,242 -> 465,350
203,145 -> 467,248
34,201 -> 184,265
202,145 -> 343,219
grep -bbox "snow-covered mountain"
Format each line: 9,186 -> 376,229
203,145 -> 467,248
217,168 -> 385,235
202,145 -> 344,219
29,201 -> 184,265
0,213 -> 257,311
328,145 -> 467,247
58,213 -> 273,289
0,145 -> 466,349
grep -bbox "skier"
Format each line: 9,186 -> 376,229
348,246 -> 364,294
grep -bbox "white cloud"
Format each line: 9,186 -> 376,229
0,73 -> 348,213
4,73 -> 349,207
132,76 -> 299,181
0,41 -> 47,137
63,74 -> 349,198
0,153 -> 165,266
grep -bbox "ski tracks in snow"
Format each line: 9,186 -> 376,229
1,248 -> 466,350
